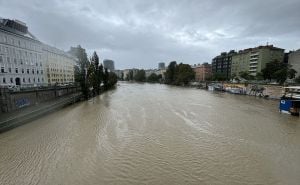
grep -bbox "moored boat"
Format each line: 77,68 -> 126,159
279,86 -> 300,116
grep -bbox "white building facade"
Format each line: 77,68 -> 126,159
0,19 -> 46,87
0,18 -> 75,88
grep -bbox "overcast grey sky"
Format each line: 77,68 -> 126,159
0,0 -> 299,69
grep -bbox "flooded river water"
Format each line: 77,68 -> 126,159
0,82 -> 299,185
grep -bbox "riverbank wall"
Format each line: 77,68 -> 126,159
0,86 -> 81,114
0,93 -> 82,133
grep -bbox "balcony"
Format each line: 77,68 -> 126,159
249,57 -> 258,61
250,53 -> 259,57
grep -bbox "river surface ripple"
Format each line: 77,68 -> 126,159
0,82 -> 299,185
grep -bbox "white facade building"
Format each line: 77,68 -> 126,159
0,18 -> 75,87
0,19 -> 46,87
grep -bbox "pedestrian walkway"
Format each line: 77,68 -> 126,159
0,93 -> 82,133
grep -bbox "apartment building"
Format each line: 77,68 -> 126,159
288,49 -> 300,75
192,63 -> 212,81
0,18 -> 75,87
212,50 -> 236,79
43,44 -> 75,85
0,18 -> 46,87
231,45 -> 284,77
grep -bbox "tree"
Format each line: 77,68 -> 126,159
134,69 -> 146,82
288,68 -> 297,79
239,71 -> 254,80
147,73 -> 160,83
108,72 -> 118,87
103,68 -> 109,90
174,63 -> 195,85
262,60 -> 297,84
165,61 -> 177,84
211,72 -> 227,81
90,52 -> 101,95
69,45 -> 90,99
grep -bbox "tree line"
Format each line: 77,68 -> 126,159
124,69 -> 162,83
71,45 -> 117,99
165,61 -> 195,85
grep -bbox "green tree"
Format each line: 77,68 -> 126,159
134,69 -> 146,82
165,61 -> 177,84
90,52 -> 101,95
262,60 -> 297,84
239,71 -> 254,80
108,72 -> 118,87
103,68 -> 109,90
147,73 -> 160,83
69,45 -> 90,99
174,63 -> 195,85
288,68 -> 297,79
211,72 -> 227,81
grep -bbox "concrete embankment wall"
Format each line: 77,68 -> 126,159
0,86 -> 81,113
0,93 -> 82,133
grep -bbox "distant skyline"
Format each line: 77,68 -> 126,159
0,0 -> 299,69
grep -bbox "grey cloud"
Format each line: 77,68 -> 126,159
0,0 -> 299,69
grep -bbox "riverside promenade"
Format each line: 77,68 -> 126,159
0,93 -> 82,133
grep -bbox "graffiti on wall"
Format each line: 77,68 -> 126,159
16,98 -> 31,108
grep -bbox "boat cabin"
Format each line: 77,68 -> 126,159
279,86 -> 300,116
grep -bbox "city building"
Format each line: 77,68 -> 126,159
113,69 -> 123,79
288,49 -> 300,75
212,50 -> 236,79
43,44 -> 75,85
0,18 -> 76,87
103,59 -> 115,71
0,18 -> 46,87
158,62 -> 165,70
231,45 -> 284,77
192,63 -> 212,81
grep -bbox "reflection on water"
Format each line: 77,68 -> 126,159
0,82 -> 299,185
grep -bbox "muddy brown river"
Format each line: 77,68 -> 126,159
0,82 -> 299,185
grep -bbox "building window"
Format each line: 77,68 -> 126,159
15,68 -> 18,73
33,78 -> 35,82
28,78 -> 31,83
8,68 -> 11,73
38,78 -> 40,82
1,67 -> 4,73
37,70 -> 39,74
3,78 -> 6,83
41,70 -> 43,74
32,69 -> 34,74
27,69 -> 29,74
23,78 -> 25,83
20,59 -> 23,65
0,56 -> 2,63
10,78 -> 13,83
14,58 -> 17,64
22,69 -> 24,73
